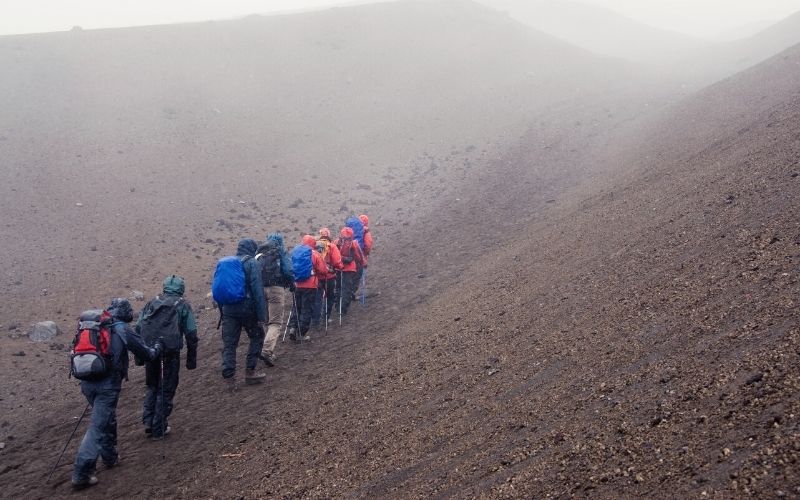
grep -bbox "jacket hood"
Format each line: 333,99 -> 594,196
359,214 -> 369,227
237,238 -> 258,257
340,227 -> 354,239
163,275 -> 185,296
266,232 -> 285,249
108,297 -> 134,323
302,235 -> 317,249
318,227 -> 331,240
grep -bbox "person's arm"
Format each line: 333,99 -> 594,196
124,324 -> 161,362
181,304 -> 199,370
330,243 -> 344,270
355,242 -> 366,268
312,252 -> 328,276
248,260 -> 268,323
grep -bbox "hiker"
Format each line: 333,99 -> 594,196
311,227 -> 343,329
359,214 -> 374,257
256,232 -> 294,367
136,275 -> 198,439
71,298 -> 162,490
345,215 -> 368,301
218,238 -> 268,388
289,234 -> 328,342
335,226 -> 365,316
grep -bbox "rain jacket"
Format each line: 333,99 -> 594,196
296,236 -> 329,290
220,239 -> 267,322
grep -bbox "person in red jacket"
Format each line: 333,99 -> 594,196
291,235 -> 329,342
335,227 -> 365,316
312,228 -> 343,329
359,214 -> 374,257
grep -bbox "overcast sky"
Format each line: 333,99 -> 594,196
2,0 -> 799,38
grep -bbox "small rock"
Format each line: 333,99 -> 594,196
12,351 -> 25,357
28,321 -> 61,342
635,473 -> 644,483
0,442 -> 4,450
131,290 -> 145,301
75,202 -> 83,207
725,195 -> 735,204
745,372 -> 764,385
8,322 -> 19,331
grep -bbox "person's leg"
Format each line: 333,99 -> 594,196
244,317 -> 266,371
142,360 -> 159,432
96,389 -> 121,466
310,283 -> 323,328
324,279 -> 336,321
263,286 -> 284,356
341,272 -> 356,315
73,385 -> 119,483
297,288 -> 315,336
221,315 -> 242,379
153,353 -> 180,437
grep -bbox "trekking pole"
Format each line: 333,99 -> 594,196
323,284 -> 328,335
282,306 -> 292,342
159,350 -> 167,458
292,292 -> 302,344
47,403 -> 91,482
338,272 -> 343,326
360,268 -> 367,305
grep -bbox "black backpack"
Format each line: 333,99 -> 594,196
256,240 -> 283,287
139,295 -> 184,351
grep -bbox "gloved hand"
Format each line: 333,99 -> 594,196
186,349 -> 197,370
257,321 -> 267,331
288,282 -> 296,292
134,356 -> 145,367
151,338 -> 165,360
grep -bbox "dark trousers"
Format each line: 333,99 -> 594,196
311,279 -> 336,326
293,288 -> 316,336
221,315 -> 265,379
72,385 -> 120,482
339,271 -> 359,315
143,352 -> 180,437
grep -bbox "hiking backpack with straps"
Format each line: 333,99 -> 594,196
70,309 -> 114,381
256,240 -> 283,287
139,295 -> 184,351
211,255 -> 250,305
338,237 -> 356,264
345,216 -> 365,250
316,239 -> 334,273
291,245 -> 313,281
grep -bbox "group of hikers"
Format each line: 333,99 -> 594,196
64,214 -> 374,489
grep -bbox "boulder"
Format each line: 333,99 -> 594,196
28,321 -> 61,342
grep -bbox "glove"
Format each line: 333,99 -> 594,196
258,321 -> 267,330
186,349 -> 197,370
134,356 -> 145,367
288,282 -> 296,292
342,256 -> 353,264
151,339 -> 165,360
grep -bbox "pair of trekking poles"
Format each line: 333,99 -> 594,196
47,347 -> 168,482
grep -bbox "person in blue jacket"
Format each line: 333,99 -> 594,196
220,238 -> 268,388
71,298 -> 162,490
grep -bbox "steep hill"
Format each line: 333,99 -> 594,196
0,0 -> 657,332
2,1 -> 797,499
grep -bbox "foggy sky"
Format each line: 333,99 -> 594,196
2,0 -> 800,38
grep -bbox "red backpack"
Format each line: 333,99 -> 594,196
70,309 -> 114,381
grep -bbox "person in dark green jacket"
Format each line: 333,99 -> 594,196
137,275 -> 198,439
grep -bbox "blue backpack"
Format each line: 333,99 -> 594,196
345,216 -> 365,250
291,245 -> 313,281
211,256 -> 248,305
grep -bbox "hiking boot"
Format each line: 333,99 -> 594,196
259,351 -> 276,367
224,376 -> 237,392
144,426 -> 152,436
102,454 -> 121,469
71,476 -> 98,490
299,334 -> 311,342
151,426 -> 171,441
245,368 -> 266,385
